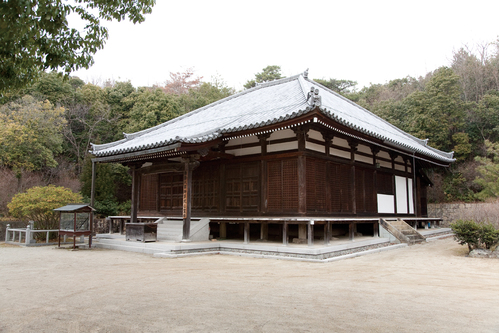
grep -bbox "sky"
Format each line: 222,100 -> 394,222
72,0 -> 499,91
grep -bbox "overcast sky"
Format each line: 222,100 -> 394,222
72,0 -> 499,90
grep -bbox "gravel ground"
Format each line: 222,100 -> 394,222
1,238 -> 498,333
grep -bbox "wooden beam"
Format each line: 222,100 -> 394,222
324,222 -> 330,245
130,165 -> 139,223
182,157 -> 200,241
90,160 -> 96,208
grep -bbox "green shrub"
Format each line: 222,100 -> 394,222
477,223 -> 499,250
450,219 -> 499,252
450,220 -> 479,252
7,185 -> 83,232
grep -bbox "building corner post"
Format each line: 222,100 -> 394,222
90,159 -> 96,208
182,156 -> 200,242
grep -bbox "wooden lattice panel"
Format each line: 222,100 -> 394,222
192,163 -> 220,212
225,162 -> 259,213
140,174 -> 158,211
267,160 -> 282,211
328,163 -> 353,213
267,158 -> 298,213
306,158 -> 327,212
282,159 -> 298,211
159,173 -> 183,211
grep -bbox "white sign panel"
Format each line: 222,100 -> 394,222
377,194 -> 395,213
395,176 -> 408,214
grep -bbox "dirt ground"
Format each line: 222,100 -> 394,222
1,238 -> 498,333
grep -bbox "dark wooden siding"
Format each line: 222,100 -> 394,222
328,163 -> 353,213
140,174 -> 158,211
377,172 -> 394,195
159,173 -> 183,213
225,162 -> 260,213
355,167 -> 376,214
192,163 -> 220,213
306,157 -> 327,213
267,158 -> 299,213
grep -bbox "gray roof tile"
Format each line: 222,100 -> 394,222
91,74 -> 454,163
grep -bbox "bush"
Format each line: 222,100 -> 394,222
7,185 -> 83,232
450,219 -> 499,252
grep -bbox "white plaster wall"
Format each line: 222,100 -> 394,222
395,156 -> 404,164
357,144 -> 371,154
395,176 -> 408,214
376,159 -> 392,169
308,130 -> 323,141
226,135 -> 259,147
330,148 -> 350,160
333,137 -> 349,148
395,164 -> 406,172
268,142 -> 298,153
377,194 -> 395,213
231,146 -> 261,156
306,142 -> 325,153
269,129 -> 295,140
355,154 -> 372,164
378,151 -> 390,160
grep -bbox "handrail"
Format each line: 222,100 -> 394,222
5,224 -> 59,245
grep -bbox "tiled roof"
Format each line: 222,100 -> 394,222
91,73 -> 454,163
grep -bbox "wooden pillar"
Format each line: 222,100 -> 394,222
324,222 -> 331,245
295,127 -> 308,214
349,222 -> 354,241
298,156 -> 306,214
349,140 -> 358,215
220,222 -> 227,238
244,222 -> 249,244
130,166 -> 139,223
89,210 -> 93,248
282,222 -> 288,246
90,160 -> 96,208
182,157 -> 200,242
373,221 -> 379,237
308,221 -> 314,247
260,222 -> 268,240
258,133 -> 271,213
298,224 -> 307,240
322,133 -> 333,156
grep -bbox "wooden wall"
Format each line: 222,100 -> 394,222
138,125 -> 423,217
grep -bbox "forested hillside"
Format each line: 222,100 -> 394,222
0,70 -> 234,216
1,42 -> 499,218
339,43 -> 499,203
